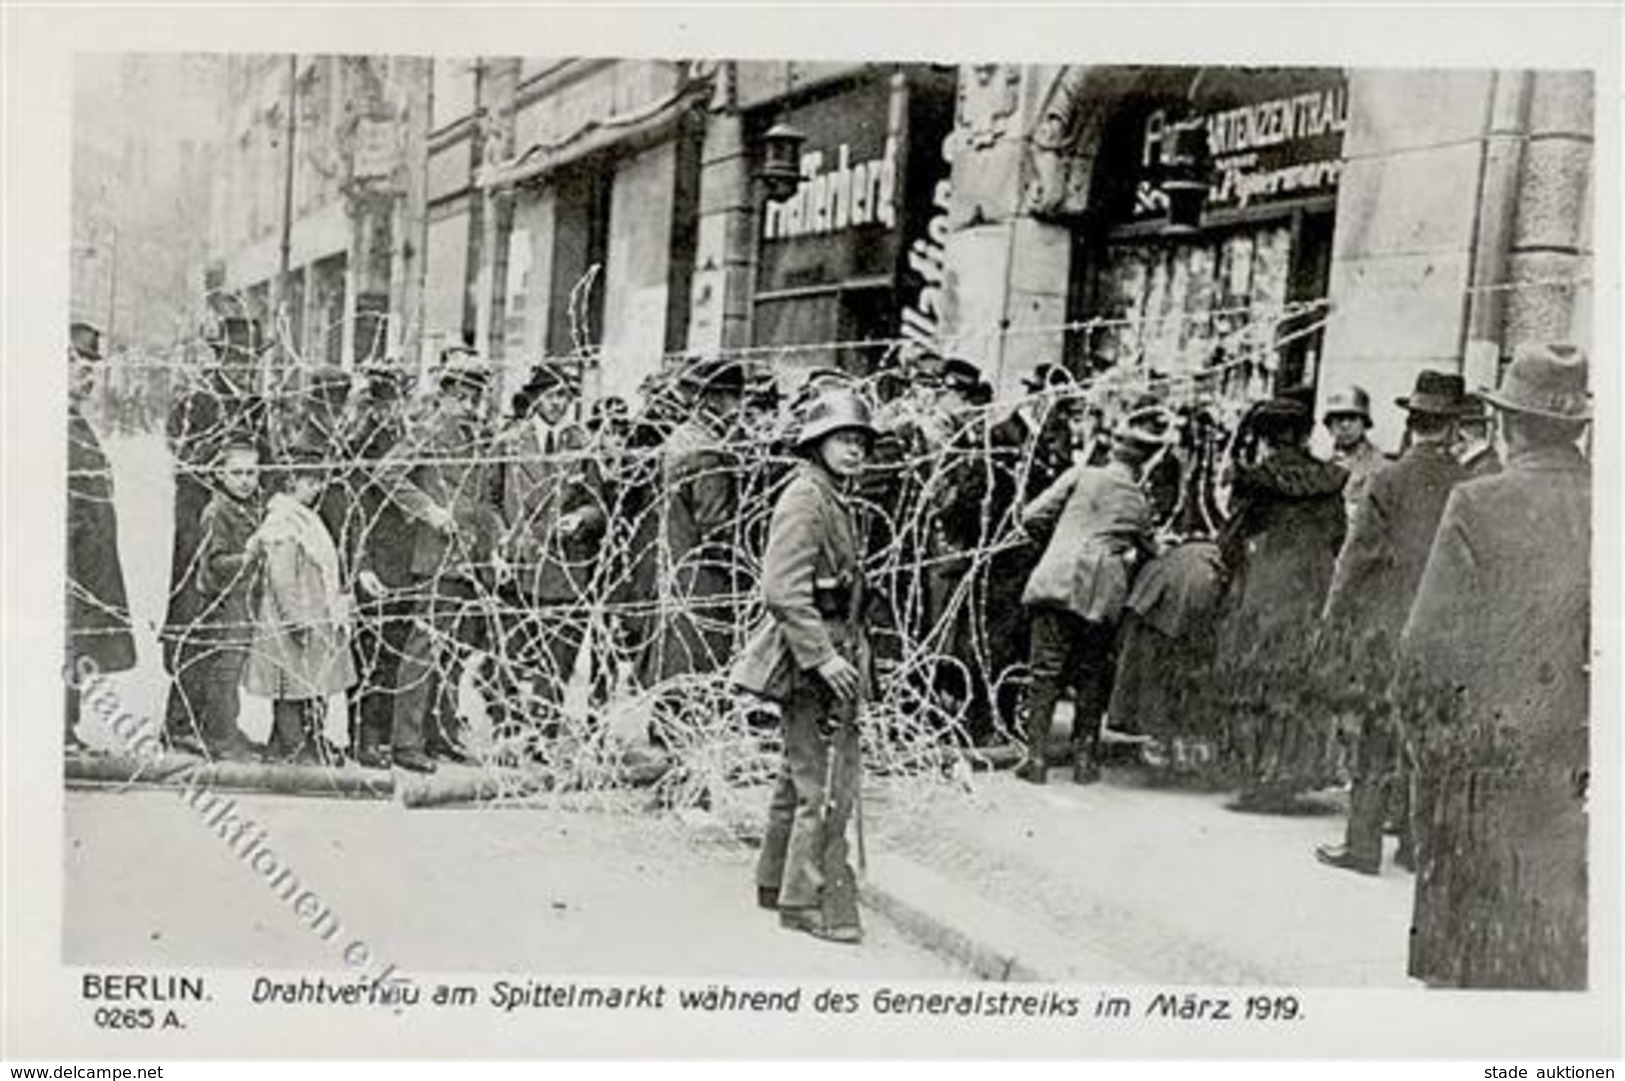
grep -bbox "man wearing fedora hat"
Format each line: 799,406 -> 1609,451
65,321 -> 138,751
1315,369 -> 1469,876
1453,391 -> 1503,480
1015,412 -> 1165,783
921,355 -> 1016,744
495,363 -> 609,728
1395,341 -> 1591,990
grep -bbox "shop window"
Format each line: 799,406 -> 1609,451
1083,224 -> 1292,401
754,291 -> 840,370
753,285 -> 893,376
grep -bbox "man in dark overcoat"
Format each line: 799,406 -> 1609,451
636,356 -> 747,696
66,322 -> 137,749
161,316 -> 267,749
1395,342 -> 1591,990
346,365 -> 417,768
497,363 -> 606,721
1315,370 -> 1468,875
947,363 -> 1077,744
1213,396 -> 1348,804
377,354 -> 505,773
920,357 -> 997,743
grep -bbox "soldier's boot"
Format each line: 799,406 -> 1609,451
1072,738 -> 1102,785
1014,698 -> 1049,783
1015,727 -> 1047,783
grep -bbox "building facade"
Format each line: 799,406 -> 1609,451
71,53 -> 221,352
931,64 -> 1594,446
196,57 -> 1594,444
207,54 -> 420,372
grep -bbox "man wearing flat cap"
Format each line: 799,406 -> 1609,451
636,355 -> 749,727
161,314 -> 269,752
1316,369 -> 1469,876
1016,412 -> 1166,782
65,321 -> 137,751
919,355 -> 1009,743
374,351 -> 505,772
344,363 -> 419,767
1396,342 -> 1591,990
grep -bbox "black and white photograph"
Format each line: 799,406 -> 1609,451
4,3 -> 1622,1067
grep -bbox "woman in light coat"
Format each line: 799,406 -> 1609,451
243,445 -> 357,764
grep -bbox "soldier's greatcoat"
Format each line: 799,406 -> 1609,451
735,460 -> 869,933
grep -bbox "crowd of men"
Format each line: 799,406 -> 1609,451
65,313 -> 1592,990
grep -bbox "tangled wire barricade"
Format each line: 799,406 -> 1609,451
66,273 -> 1588,839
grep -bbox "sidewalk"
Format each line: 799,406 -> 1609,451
63,788 -> 959,981
858,763 -> 1418,987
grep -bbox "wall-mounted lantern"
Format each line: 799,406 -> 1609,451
756,122 -> 807,201
1158,119 -> 1212,235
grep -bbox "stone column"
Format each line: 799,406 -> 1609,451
1502,70 -> 1593,351
687,81 -> 754,355
939,64 -> 1071,397
1318,69 -> 1495,451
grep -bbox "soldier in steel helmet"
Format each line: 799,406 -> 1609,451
1322,385 -> 1385,522
732,386 -> 875,945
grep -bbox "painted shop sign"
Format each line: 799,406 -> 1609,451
757,80 -> 901,295
897,84 -> 959,357
762,139 -> 899,240
1131,71 -> 1349,219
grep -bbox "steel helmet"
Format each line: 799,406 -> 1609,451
1322,385 -> 1372,424
794,388 -> 877,450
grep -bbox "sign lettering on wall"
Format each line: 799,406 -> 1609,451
899,135 -> 953,355
763,139 -> 898,240
1130,71 -> 1349,219
756,81 -> 900,295
897,80 -> 958,357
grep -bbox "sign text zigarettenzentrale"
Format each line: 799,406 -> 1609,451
1135,76 -> 1349,218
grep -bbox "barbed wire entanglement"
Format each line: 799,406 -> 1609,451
66,272 -> 1591,840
